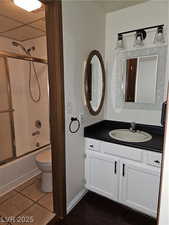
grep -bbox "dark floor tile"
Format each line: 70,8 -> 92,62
122,209 -> 157,225
56,192 -> 157,225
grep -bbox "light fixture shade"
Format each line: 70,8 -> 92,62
134,31 -> 144,47
115,34 -> 124,50
154,26 -> 165,44
13,0 -> 42,12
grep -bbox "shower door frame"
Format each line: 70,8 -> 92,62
0,53 -> 48,166
0,57 -> 16,165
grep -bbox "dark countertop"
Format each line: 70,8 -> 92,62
84,120 -> 164,153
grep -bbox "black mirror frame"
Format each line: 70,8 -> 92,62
84,50 -> 106,116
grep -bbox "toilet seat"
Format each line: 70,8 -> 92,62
36,149 -> 51,164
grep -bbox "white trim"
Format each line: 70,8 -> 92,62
0,169 -> 41,196
67,189 -> 88,214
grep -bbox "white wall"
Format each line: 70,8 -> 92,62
105,0 -> 168,125
62,1 -> 105,205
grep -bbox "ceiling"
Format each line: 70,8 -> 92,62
99,0 -> 148,12
0,0 -> 148,42
0,0 -> 45,42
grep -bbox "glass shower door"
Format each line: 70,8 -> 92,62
0,57 -> 15,164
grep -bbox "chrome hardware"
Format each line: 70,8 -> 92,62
130,122 -> 136,133
35,120 -> 42,129
32,131 -> 40,136
0,109 -> 14,114
36,142 -> 40,148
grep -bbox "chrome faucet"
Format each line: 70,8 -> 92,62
32,131 -> 40,136
130,122 -> 136,133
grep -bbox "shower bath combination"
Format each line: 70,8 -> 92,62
12,41 -> 41,103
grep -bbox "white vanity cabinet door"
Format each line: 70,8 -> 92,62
85,152 -> 119,201
119,160 -> 160,217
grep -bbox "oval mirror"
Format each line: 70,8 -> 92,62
85,50 -> 106,115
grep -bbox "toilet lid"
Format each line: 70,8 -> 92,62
36,150 -> 52,163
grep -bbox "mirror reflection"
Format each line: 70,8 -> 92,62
125,55 -> 158,103
89,55 -> 103,111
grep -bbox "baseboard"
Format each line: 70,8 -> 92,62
67,189 -> 88,214
0,168 -> 41,196
46,215 -> 59,225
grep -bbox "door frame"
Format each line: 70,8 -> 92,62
157,85 -> 169,225
41,0 -> 66,222
42,0 -> 169,224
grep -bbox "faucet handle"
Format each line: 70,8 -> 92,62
130,122 -> 136,127
32,131 -> 40,136
130,122 -> 136,132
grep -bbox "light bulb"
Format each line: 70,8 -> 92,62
154,26 -> 165,44
115,34 -> 124,50
134,32 -> 144,47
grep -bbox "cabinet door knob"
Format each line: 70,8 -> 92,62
154,160 -> 160,164
122,164 -> 125,177
89,145 -> 93,148
114,161 -> 117,174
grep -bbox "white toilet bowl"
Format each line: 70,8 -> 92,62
35,148 -> 52,192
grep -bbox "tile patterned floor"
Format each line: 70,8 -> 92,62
0,175 -> 54,225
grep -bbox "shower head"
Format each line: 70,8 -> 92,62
12,41 -> 28,55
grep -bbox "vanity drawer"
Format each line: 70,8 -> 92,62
85,138 -> 101,152
101,141 -> 143,162
145,151 -> 162,168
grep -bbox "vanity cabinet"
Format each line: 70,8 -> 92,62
85,152 -> 119,201
119,160 -> 160,216
85,138 -> 161,217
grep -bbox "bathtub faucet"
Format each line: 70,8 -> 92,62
32,131 -> 40,136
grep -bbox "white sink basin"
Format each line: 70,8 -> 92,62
109,129 -> 152,143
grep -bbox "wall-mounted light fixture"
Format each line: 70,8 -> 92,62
134,29 -> 146,47
154,26 -> 165,44
12,0 -> 42,12
116,24 -> 165,50
115,34 -> 124,50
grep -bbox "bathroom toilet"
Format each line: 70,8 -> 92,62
35,148 -> 52,192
